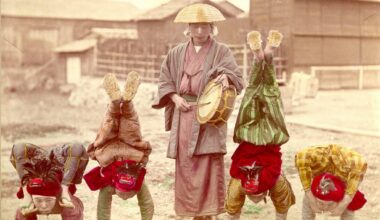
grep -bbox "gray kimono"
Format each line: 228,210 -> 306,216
152,38 -> 244,159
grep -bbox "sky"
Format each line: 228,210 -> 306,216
116,0 -> 249,12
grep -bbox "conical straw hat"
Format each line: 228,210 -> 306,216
174,3 -> 225,23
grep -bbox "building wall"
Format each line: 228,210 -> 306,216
250,0 -> 380,88
216,17 -> 250,44
250,0 -> 293,34
1,16 -> 135,66
137,16 -> 190,54
55,54 -> 67,84
249,0 -> 293,77
292,0 -> 380,67
291,0 -> 380,88
2,16 -> 74,65
55,49 -> 95,84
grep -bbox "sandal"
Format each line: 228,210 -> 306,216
103,73 -> 122,101
247,30 -> 262,51
123,71 -> 140,102
267,30 -> 283,48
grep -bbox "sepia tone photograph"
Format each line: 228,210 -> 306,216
1,0 -> 380,219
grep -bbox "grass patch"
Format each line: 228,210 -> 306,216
243,203 -> 263,215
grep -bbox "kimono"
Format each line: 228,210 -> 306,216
153,37 -> 244,216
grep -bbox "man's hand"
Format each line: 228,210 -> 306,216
170,94 -> 191,112
330,194 -> 352,216
19,191 -> 37,216
306,190 -> 321,213
20,203 -> 37,216
215,74 -> 230,90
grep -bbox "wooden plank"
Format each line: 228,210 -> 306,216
362,39 -> 380,64
322,38 -> 360,65
97,58 -> 157,67
293,36 -> 322,65
341,1 -> 360,36
294,0 -> 322,35
363,70 -> 380,88
321,0 -> 342,35
360,3 -> 380,36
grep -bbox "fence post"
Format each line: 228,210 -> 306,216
358,67 -> 363,90
311,66 -> 316,77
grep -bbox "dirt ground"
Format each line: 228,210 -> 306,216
1,83 -> 379,220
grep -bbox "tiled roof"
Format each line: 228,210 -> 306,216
1,0 -> 141,21
54,39 -> 97,53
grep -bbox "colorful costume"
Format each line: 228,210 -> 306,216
11,143 -> 87,219
84,160 -> 154,220
152,4 -> 244,217
225,31 -> 294,220
86,72 -> 154,220
295,144 -> 367,220
87,99 -> 151,167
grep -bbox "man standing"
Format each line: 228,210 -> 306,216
152,3 -> 244,219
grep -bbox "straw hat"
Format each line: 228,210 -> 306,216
174,3 -> 225,23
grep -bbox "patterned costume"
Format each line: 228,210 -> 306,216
87,100 -> 151,167
84,160 -> 154,220
295,144 -> 367,220
225,31 -> 295,220
86,72 -> 154,220
11,143 -> 87,219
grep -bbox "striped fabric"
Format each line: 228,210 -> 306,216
225,177 -> 247,215
233,61 -> 289,145
295,144 -> 367,196
269,174 -> 296,214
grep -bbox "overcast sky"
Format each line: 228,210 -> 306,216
116,0 -> 249,12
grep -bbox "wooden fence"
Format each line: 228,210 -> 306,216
311,65 -> 380,89
96,44 -> 288,83
96,52 -> 165,82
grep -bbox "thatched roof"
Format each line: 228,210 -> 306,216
1,0 -> 140,21
91,28 -> 138,39
54,39 -> 97,53
134,0 -> 236,21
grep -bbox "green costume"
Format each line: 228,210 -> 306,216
233,60 -> 289,145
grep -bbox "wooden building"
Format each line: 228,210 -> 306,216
1,0 -> 139,66
250,0 -> 380,89
134,0 -> 249,54
54,39 -> 97,84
